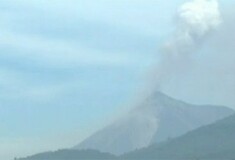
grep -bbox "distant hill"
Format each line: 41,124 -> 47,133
122,113 -> 235,159
74,91 -> 234,155
17,149 -> 116,160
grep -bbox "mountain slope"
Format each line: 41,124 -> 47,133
74,92 -> 234,155
123,113 -> 235,159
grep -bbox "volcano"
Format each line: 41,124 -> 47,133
74,92 -> 234,155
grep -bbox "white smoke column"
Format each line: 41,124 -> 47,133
154,0 -> 222,89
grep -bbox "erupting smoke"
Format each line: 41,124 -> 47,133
154,0 -> 222,89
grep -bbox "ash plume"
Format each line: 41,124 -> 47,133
153,0 -> 222,90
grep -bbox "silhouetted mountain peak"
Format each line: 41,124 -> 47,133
147,91 -> 175,104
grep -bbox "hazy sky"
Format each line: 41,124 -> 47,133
1,0 -> 235,159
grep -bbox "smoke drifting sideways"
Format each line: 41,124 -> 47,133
153,0 -> 222,90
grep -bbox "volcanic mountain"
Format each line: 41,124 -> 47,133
74,92 -> 234,155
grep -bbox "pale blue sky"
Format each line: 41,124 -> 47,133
1,0 -> 235,159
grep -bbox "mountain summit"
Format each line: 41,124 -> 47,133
74,92 -> 234,155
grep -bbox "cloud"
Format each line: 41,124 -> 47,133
0,30 -> 137,68
152,0 -> 222,89
0,0 -> 160,57
156,2 -> 235,108
179,0 -> 221,37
